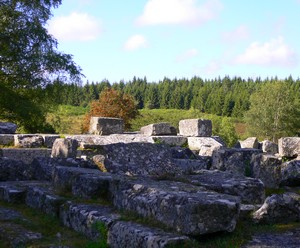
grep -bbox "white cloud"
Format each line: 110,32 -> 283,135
136,0 -> 223,26
202,60 -> 222,74
235,36 -> 297,67
222,25 -> 249,42
124,35 -> 148,51
48,12 -> 101,41
176,48 -> 198,62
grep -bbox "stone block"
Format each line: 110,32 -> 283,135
14,134 -> 44,148
60,202 -> 120,240
251,154 -> 282,188
211,148 -> 262,176
0,134 -> 14,146
51,138 -> 78,158
110,177 -> 240,236
262,140 -> 278,154
0,148 -> 51,164
173,158 -> 210,174
179,119 -> 212,137
108,221 -> 190,248
41,134 -> 60,148
280,159 -> 300,186
151,136 -> 187,146
186,170 -> 265,204
140,123 -> 177,136
239,137 -> 259,149
89,117 -> 124,135
0,122 -> 17,134
278,137 -> 300,158
188,137 -> 224,156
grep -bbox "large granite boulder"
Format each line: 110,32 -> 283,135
89,117 -> 124,135
239,137 -> 259,149
278,137 -> 300,158
252,192 -> 300,224
14,134 -> 44,148
186,170 -> 265,204
140,123 -> 177,136
179,119 -> 212,137
110,177 -> 240,236
262,140 -> 278,154
251,154 -> 282,188
280,159 -> 300,186
211,148 -> 262,176
51,138 -> 78,158
188,137 -> 224,156
0,122 -> 17,134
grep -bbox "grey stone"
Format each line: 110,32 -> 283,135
51,138 -> 78,158
262,140 -> 278,154
0,134 -> 14,146
151,136 -> 187,146
111,177 -> 240,236
187,137 -> 224,156
41,134 -> 60,148
60,201 -> 120,240
108,221 -> 190,248
280,159 -> 300,186
239,137 -> 259,149
251,154 -> 282,188
211,148 -> 262,176
0,148 -> 51,164
0,122 -> 17,134
0,207 -> 24,221
173,159 -> 210,174
89,117 -> 124,135
14,134 -> 44,148
179,119 -> 212,137
140,123 -> 177,136
253,192 -> 300,224
239,204 -> 261,221
186,170 -> 265,204
278,137 -> 300,158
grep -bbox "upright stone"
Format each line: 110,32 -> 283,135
140,123 -> 177,136
0,122 -> 17,134
239,137 -> 259,149
179,119 -> 212,137
51,138 -> 78,158
262,140 -> 278,154
89,117 -> 124,135
278,137 -> 300,158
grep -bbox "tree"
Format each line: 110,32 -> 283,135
219,117 -> 238,147
0,0 -> 81,132
82,89 -> 139,132
245,82 -> 300,141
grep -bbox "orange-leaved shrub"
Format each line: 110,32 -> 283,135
82,88 -> 138,133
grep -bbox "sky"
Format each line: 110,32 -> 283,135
47,0 -> 300,84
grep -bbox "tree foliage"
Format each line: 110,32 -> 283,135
82,89 -> 138,132
0,0 -> 81,132
245,81 -> 300,141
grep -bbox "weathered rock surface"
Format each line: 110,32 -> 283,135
251,154 -> 282,188
186,170 -> 265,204
239,137 -> 259,149
151,136 -> 187,146
280,159 -> 300,186
41,134 -> 60,148
188,137 -> 224,156
89,117 -> 124,135
0,148 -> 51,164
140,122 -> 177,136
211,148 -> 262,176
14,134 -> 44,148
0,122 -> 17,134
51,138 -> 78,158
60,201 -> 120,240
108,221 -> 189,248
278,137 -> 300,158
252,192 -> 300,224
179,119 -> 212,137
111,177 -> 240,236
173,159 -> 210,174
262,140 -> 278,154
0,134 -> 14,146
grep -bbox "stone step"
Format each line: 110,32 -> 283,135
110,177 -> 240,236
185,170 -> 265,204
0,148 -> 51,164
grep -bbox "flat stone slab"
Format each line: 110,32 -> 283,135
188,137 -> 224,156
140,123 -> 177,136
60,201 -> 120,240
0,134 -> 14,146
108,221 -> 189,248
14,134 -> 44,148
0,148 -> 51,164
186,170 -> 265,204
110,177 -> 240,236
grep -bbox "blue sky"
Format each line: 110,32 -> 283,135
47,0 -> 300,83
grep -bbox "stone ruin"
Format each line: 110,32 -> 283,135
0,118 -> 300,247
